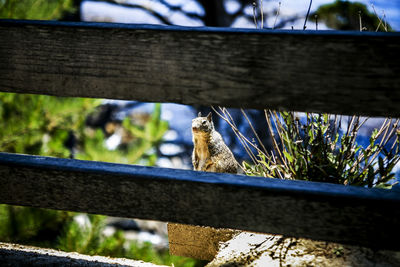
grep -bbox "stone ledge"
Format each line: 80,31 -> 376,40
0,242 -> 166,267
168,223 -> 238,260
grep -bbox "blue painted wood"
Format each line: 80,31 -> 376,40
0,152 -> 399,249
0,152 -> 398,201
1,19 -> 399,37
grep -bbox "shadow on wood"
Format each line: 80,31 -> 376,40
1,152 -> 400,250
0,19 -> 399,117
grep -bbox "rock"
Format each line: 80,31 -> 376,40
207,232 -> 400,267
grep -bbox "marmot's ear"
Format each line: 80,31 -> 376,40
198,112 -> 202,117
207,112 -> 212,122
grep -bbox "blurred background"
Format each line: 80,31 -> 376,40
0,1 -> 399,266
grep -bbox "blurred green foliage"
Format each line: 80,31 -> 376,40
0,204 -> 72,246
311,0 -> 392,31
0,93 -> 100,157
0,92 -> 200,266
0,0 -> 75,20
78,103 -> 168,166
56,213 -> 200,266
0,205 -> 201,267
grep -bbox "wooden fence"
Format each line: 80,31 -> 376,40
1,19 -> 400,257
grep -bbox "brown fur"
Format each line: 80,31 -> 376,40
192,112 -> 240,174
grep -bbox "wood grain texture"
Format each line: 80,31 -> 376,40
1,152 -> 400,250
0,19 -> 399,117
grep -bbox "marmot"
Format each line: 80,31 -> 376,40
192,112 -> 240,174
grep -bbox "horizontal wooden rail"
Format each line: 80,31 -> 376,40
1,152 -> 400,250
0,19 -> 399,117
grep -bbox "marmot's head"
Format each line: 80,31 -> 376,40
192,112 -> 214,134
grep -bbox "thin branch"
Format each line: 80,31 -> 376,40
252,2 -> 258,28
94,0 -> 203,24
303,0 -> 312,30
264,111 -> 284,179
361,119 -> 398,173
380,119 -> 399,149
212,106 -> 263,165
384,11 -> 387,31
260,0 -> 264,29
221,118 -> 257,166
265,110 -> 287,168
378,118 -> 393,148
158,0 -> 204,21
272,111 -> 286,147
357,118 -> 389,163
371,4 -> 388,32
240,108 -> 269,156
222,107 -> 266,162
376,118 -> 390,136
389,122 -> 400,152
356,117 -> 369,132
242,8 -> 300,30
272,2 -> 281,30
330,114 -> 339,151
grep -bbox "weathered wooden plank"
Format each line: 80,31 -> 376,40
0,242 -> 165,266
1,152 -> 400,250
0,19 -> 399,117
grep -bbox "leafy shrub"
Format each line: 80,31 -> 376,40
215,108 -> 399,189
